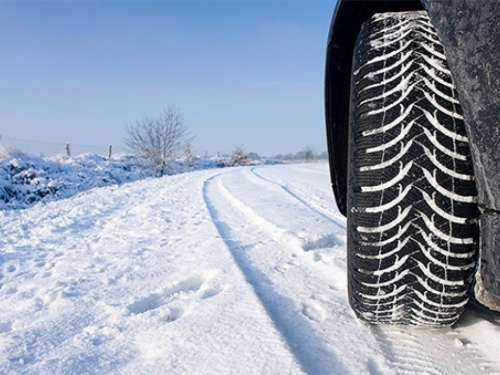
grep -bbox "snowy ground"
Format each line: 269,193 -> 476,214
1,162 -> 500,374
0,153 -> 223,210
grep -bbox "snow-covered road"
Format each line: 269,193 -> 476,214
1,163 -> 500,374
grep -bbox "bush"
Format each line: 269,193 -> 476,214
231,147 -> 250,166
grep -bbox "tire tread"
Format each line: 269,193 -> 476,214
347,11 -> 479,326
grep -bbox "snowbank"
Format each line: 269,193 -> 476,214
0,153 -> 222,210
0,153 -> 282,210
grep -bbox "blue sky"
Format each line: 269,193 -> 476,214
1,1 -> 336,157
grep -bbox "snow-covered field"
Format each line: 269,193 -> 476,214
0,153 -> 223,211
1,161 -> 500,374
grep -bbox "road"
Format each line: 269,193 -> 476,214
1,163 -> 499,374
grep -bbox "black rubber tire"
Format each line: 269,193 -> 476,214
347,11 -> 479,326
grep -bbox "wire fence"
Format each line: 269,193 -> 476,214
0,135 -> 127,158
0,135 -> 327,161
0,136 -> 228,160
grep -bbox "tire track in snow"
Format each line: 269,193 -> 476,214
249,166 -> 346,231
209,167 -> 346,284
202,170 -> 388,375
205,165 -> 500,375
250,166 -> 500,373
370,323 -> 499,375
203,175 -> 345,375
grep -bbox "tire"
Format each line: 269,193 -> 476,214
347,11 -> 479,326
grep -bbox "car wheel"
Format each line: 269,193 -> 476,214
347,11 -> 479,326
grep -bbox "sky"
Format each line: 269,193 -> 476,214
0,0 -> 337,157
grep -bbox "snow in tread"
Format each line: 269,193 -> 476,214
348,11 -> 479,326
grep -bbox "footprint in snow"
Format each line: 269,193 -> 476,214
302,234 -> 343,252
34,260 -> 46,268
200,284 -> 224,299
127,271 -> 223,321
0,321 -> 13,333
301,300 -> 327,323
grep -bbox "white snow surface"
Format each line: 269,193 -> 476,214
1,159 -> 500,374
0,153 -> 225,211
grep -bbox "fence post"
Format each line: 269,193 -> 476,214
66,143 -> 70,157
108,145 -> 112,159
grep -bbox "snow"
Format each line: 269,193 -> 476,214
0,153 -> 225,211
1,156 -> 500,374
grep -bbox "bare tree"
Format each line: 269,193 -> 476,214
125,108 -> 191,176
231,146 -> 251,166
301,145 -> 315,162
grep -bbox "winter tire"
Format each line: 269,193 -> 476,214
347,11 -> 479,326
